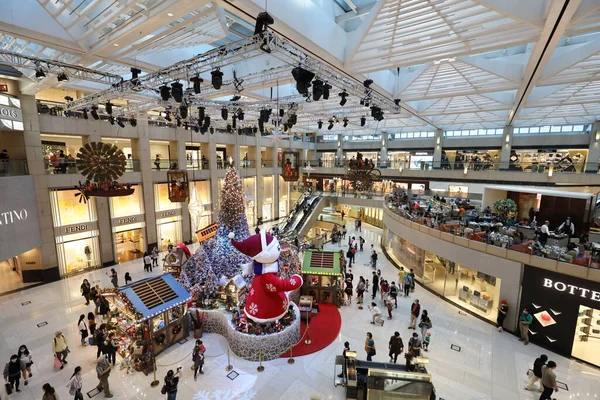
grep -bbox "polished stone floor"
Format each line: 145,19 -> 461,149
0,221 -> 599,399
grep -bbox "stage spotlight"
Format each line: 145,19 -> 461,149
252,126 -> 258,134
211,69 -> 224,90
130,68 -> 141,86
179,105 -> 188,119
339,90 -> 348,106
237,109 -> 244,121
323,83 -> 332,100
198,107 -> 205,121
90,106 -> 99,120
105,102 -> 113,115
258,119 -> 265,134
57,72 -> 68,82
171,82 -> 183,102
260,109 -> 271,123
82,110 -> 88,120
190,74 -> 203,94
221,108 -> 228,120
291,67 -> 315,95
394,98 -> 401,106
230,95 -> 241,102
232,116 -> 237,129
203,116 -> 211,129
327,120 -> 334,130
317,120 -> 323,129
254,11 -> 274,34
176,118 -> 182,127
360,116 -> 366,127
343,118 -> 348,128
226,124 -> 232,133
363,79 -> 373,88
160,85 -> 171,101
117,117 -> 125,128
289,114 -> 297,126
200,126 -> 207,135
165,112 -> 172,122
360,98 -> 365,106
35,64 -> 45,79
238,128 -> 242,135
210,127 -> 215,134
312,79 -> 324,101
108,116 -> 115,125
279,108 -> 285,118
194,125 -> 199,133
130,117 -> 137,127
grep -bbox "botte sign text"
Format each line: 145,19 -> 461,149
543,278 -> 600,301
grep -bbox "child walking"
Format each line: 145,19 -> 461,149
423,332 -> 431,351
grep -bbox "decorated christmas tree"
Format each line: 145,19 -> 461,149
179,239 -> 218,299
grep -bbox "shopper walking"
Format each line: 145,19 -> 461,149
497,300 -> 508,332
372,271 -> 379,300
152,246 -> 159,268
365,332 -> 376,361
93,285 -> 102,314
107,269 -> 118,288
389,281 -> 398,307
67,366 -> 84,400
519,307 -> 533,345
409,299 -> 420,329
337,342 -> 351,378
406,333 -> 422,371
397,267 -> 405,295
88,312 -> 96,337
192,340 -> 206,380
423,332 -> 431,352
163,368 -> 182,400
81,279 -> 91,305
344,278 -> 353,305
388,332 -> 404,363
95,356 -> 113,398
359,236 -> 364,251
17,345 -> 32,385
42,382 -> 60,400
356,277 -> 365,308
4,354 -> 22,393
419,310 -> 432,339
525,354 -> 547,392
371,250 -> 378,269
539,361 -> 558,400
385,297 -> 394,320
99,296 -> 110,323
104,333 -> 118,366
52,331 -> 69,369
77,314 -> 89,346
95,325 -> 106,359
143,252 -> 152,272
341,210 -> 345,221
354,218 -> 359,231
403,273 -> 412,297
408,268 -> 416,292
124,272 -> 132,285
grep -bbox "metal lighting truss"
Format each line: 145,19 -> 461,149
0,50 -> 123,85
65,30 -> 402,115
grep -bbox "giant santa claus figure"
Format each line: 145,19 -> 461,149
229,231 -> 303,324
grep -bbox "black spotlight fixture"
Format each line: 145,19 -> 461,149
211,69 -> 224,90
130,67 -> 141,86
193,125 -> 199,133
165,112 -> 172,122
210,127 -> 215,134
312,79 -> 324,101
291,67 -> 315,95
90,106 -> 99,120
317,120 -> 323,129
360,116 -> 366,127
130,117 -> 137,127
198,107 -> 205,121
200,126 -> 207,135
160,84 -> 171,101
108,116 -> 115,125
232,116 -> 237,129
35,64 -> 45,79
226,124 -> 232,133
116,117 -> 125,128
394,98 -> 401,106
176,118 -> 182,127
190,74 -> 203,94
343,118 -> 348,128
171,81 -> 183,102
82,110 -> 88,120
339,90 -> 348,106
360,98 -> 365,106
105,102 -> 113,115
221,108 -> 228,120
203,116 -> 211,129
258,119 -> 265,134
289,113 -> 297,126
252,126 -> 258,134
230,95 -> 241,102
237,109 -> 244,121
363,79 -> 373,88
254,11 -> 274,34
279,108 -> 284,118
179,104 -> 188,119
64,96 -> 73,102
323,83 -> 332,100
327,120 -> 334,130
57,72 -> 68,82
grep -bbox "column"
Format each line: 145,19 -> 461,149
433,128 -> 443,169
19,94 -> 59,281
208,134 -> 219,222
173,128 -> 191,243
136,114 -> 158,250
336,134 -> 343,166
586,120 -> 600,173
499,125 -> 514,170
380,132 -> 389,168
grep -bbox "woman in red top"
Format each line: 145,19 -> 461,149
192,340 -> 206,380
380,280 -> 389,300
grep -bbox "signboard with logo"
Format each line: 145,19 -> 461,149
0,94 -> 24,131
0,176 -> 42,261
54,221 -> 99,236
520,265 -> 600,365
111,213 -> 145,227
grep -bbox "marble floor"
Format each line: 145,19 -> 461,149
1,221 -> 599,399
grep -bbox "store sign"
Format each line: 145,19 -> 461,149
542,278 -> 600,301
156,208 -> 182,219
0,176 -> 41,262
55,221 -> 98,236
0,94 -> 24,131
112,213 -> 145,227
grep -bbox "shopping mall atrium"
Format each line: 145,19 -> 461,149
1,0 -> 600,399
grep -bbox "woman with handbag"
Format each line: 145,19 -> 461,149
42,383 -> 60,400
192,340 -> 206,380
67,366 -> 83,400
419,310 -> 432,340
104,332 -> 118,366
3,354 -> 22,393
162,368 -> 181,400
77,314 -> 89,346
364,332 -> 376,361
17,345 -> 32,386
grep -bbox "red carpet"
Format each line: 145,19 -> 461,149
280,303 -> 341,358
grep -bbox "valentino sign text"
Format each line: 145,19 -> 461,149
0,209 -> 28,225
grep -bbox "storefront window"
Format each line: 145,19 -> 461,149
243,177 -> 256,224
155,183 -> 181,212
56,232 -> 101,276
279,176 -> 289,216
50,189 -> 97,226
157,218 -> 182,250
111,185 -> 143,217
114,225 -> 145,264
152,314 -> 166,332
263,176 -> 274,221
189,180 -> 211,235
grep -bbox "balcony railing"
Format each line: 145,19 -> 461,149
45,159 -> 140,174
0,160 -> 28,176
384,201 -> 600,269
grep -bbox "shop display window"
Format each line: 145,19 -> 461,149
50,189 -> 96,226
189,180 -> 211,235
152,314 -> 166,332
321,276 -> 334,287
168,305 -> 184,324
111,185 -> 143,217
56,232 -> 100,276
243,177 -> 256,224
572,306 -> 600,365
155,183 -> 181,212
114,227 -> 145,264
157,219 -> 182,250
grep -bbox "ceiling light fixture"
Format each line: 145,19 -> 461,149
327,120 -> 334,130
317,120 -> 323,129
292,67 -> 315,95
57,72 -> 68,82
211,69 -> 224,90
90,106 -> 99,120
167,12 -> 174,17
105,102 -> 113,115
130,117 -> 137,127
108,116 -> 115,125
190,74 -> 203,94
82,109 -> 88,120
35,63 -> 45,79
360,116 -> 366,127
339,90 -> 348,106
179,104 -> 188,119
312,79 -> 324,101
221,108 -> 228,120
343,118 -> 348,128
116,117 -> 125,128
203,116 -> 211,129
323,83 -> 332,100
171,81 -> 183,102
160,85 -> 171,101
198,107 -> 205,121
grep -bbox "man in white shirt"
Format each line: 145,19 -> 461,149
539,221 -> 550,246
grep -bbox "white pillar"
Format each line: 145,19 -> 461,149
500,125 -> 514,170
586,121 -> 600,173
433,128 -> 443,169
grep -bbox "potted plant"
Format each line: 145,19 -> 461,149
492,198 -> 517,221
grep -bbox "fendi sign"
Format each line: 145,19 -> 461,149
156,208 -> 182,219
111,213 -> 145,227
55,221 -> 98,236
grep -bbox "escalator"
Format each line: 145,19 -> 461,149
277,194 -> 326,241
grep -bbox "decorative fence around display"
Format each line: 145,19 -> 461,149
189,304 -> 301,361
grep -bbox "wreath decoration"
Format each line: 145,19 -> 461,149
154,333 -> 166,345
171,324 -> 182,335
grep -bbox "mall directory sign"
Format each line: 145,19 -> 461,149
520,265 -> 600,360
0,176 -> 42,262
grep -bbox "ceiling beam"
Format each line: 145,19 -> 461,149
508,0 -> 583,125
335,4 -> 375,24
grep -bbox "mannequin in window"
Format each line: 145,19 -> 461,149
84,245 -> 92,267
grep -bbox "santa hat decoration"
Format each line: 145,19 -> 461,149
228,231 -> 275,258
